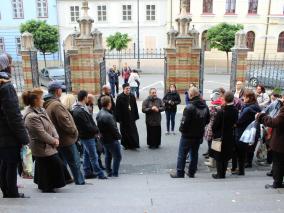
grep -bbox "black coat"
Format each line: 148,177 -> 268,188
115,93 -> 139,124
96,108 -> 121,144
212,105 -> 239,161
72,103 -> 99,139
0,80 -> 29,150
163,91 -> 181,112
236,103 -> 261,141
179,96 -> 210,139
142,96 -> 165,126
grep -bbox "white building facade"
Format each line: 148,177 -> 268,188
58,0 -> 168,51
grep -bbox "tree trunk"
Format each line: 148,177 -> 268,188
43,52 -> 47,68
226,51 -> 229,74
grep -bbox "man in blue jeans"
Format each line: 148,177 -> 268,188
170,87 -> 210,178
72,90 -> 107,179
96,96 -> 122,177
44,82 -> 85,185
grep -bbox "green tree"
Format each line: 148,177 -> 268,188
20,20 -> 59,67
207,23 -> 243,73
106,32 -> 131,68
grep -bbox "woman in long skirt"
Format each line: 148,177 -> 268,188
23,88 -> 65,193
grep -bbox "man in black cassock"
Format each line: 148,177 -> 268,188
116,83 -> 140,150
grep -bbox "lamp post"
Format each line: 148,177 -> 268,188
137,0 -> 140,70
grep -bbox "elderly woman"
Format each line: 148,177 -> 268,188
23,88 -> 66,193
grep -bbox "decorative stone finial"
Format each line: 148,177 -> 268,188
176,0 -> 192,37
167,27 -> 178,48
188,25 -> 200,48
234,29 -> 248,49
91,28 -> 103,49
77,0 -> 94,39
21,31 -> 35,50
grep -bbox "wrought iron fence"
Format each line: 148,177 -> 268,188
11,60 -> 24,93
104,48 -> 165,59
246,59 -> 284,90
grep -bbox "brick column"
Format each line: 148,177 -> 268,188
21,32 -> 39,90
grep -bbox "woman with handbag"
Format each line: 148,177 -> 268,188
235,89 -> 261,175
211,92 -> 238,179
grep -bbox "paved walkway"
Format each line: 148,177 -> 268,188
1,113 -> 284,212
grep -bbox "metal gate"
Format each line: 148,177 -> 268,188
99,58 -> 106,89
199,49 -> 205,96
63,50 -> 72,93
230,49 -> 238,91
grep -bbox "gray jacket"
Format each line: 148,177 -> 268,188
142,96 -> 165,126
24,106 -> 58,157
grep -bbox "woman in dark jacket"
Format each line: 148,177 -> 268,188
163,84 -> 181,135
257,102 -> 284,189
235,89 -> 261,175
211,92 -> 238,179
0,54 -> 30,198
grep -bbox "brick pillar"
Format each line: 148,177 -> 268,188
230,30 -> 249,91
21,32 -> 38,90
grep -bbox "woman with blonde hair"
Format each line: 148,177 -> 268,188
23,88 -> 66,193
61,93 -> 77,113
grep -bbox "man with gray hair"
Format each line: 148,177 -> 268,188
97,84 -> 116,115
171,87 -> 210,178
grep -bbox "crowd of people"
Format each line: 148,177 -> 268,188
0,52 -> 284,199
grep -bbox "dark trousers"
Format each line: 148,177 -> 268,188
59,144 -> 85,185
165,111 -> 176,132
272,151 -> 284,188
246,142 -> 257,165
176,136 -> 200,176
104,141 -> 122,177
236,142 -> 248,174
0,160 -> 19,198
216,160 -> 229,178
115,82 -> 119,94
110,83 -> 116,98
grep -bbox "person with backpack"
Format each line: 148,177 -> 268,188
170,87 -> 210,178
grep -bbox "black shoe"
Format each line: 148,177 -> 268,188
212,174 -> 225,179
245,163 -> 252,168
266,171 -> 273,177
5,193 -> 30,198
98,176 -> 108,180
170,172 -> 184,178
238,172 -> 245,176
84,174 -> 97,179
42,189 -> 56,193
186,173 -> 195,178
107,173 -> 113,177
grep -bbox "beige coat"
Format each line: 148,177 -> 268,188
43,97 -> 78,147
23,107 -> 58,157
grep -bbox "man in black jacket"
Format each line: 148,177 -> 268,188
97,85 -> 116,115
96,96 -> 122,177
72,90 -> 107,179
0,54 -> 30,198
171,87 -> 210,178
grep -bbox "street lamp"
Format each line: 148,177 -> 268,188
137,0 -> 140,70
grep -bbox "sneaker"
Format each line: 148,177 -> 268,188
170,172 -> 184,178
165,131 -> 170,136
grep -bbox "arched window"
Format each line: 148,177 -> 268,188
246,31 -> 255,51
201,30 -> 211,51
278,32 -> 284,52
248,0 -> 258,14
203,0 -> 213,13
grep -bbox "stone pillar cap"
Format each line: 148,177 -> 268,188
91,28 -> 102,35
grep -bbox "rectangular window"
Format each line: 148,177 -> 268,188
70,6 -> 80,23
225,0 -> 236,13
0,37 -> 5,53
37,0 -> 48,18
248,0 -> 258,14
11,0 -> 24,18
122,5 -> 132,21
16,37 -> 21,55
97,5 -> 107,22
146,5 -> 156,21
203,0 -> 213,13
